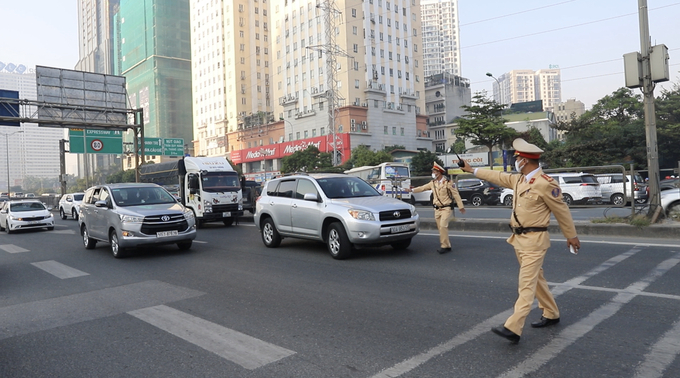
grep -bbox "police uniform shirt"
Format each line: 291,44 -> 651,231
412,178 -> 464,209
474,168 -> 577,250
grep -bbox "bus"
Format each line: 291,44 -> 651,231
344,162 -> 411,201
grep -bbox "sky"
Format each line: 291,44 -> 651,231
0,0 -> 679,109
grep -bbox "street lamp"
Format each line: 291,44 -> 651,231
485,72 -> 503,106
1,129 -> 24,195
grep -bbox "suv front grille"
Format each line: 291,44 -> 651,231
379,209 -> 412,221
140,214 -> 189,235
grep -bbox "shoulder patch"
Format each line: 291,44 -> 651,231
541,174 -> 554,182
552,188 -> 561,198
529,178 -> 535,184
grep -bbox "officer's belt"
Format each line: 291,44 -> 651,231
509,226 -> 548,235
433,204 -> 452,210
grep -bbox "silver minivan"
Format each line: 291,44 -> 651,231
549,173 -> 602,206
78,183 -> 197,258
595,173 -> 648,205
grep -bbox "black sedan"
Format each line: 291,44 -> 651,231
454,179 -> 502,206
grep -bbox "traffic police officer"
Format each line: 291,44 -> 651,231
406,162 -> 466,254
459,138 -> 581,343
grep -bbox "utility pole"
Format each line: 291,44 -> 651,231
308,0 -> 352,166
637,0 -> 661,218
59,139 -> 67,196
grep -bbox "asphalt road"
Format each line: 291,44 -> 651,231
1,218 -> 679,377
414,203 -> 645,221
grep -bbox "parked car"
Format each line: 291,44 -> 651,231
595,173 -> 648,205
660,188 -> 680,221
78,183 -> 196,258
59,192 -> 85,220
500,188 -> 514,206
0,200 -> 54,233
660,178 -> 679,191
254,173 -> 419,259
548,173 -> 602,206
410,189 -> 433,206
455,179 -> 502,206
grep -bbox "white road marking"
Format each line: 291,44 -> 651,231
420,232 -> 680,248
0,244 -> 29,253
31,260 -> 89,279
369,247 -> 643,378
633,318 -> 680,378
128,305 -> 295,370
193,240 -> 208,244
50,229 -> 76,235
497,253 -> 680,378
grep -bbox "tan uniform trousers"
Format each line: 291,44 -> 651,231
504,248 -> 559,336
434,207 -> 453,248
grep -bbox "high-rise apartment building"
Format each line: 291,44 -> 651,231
76,0 -> 119,74
491,68 -> 562,111
189,0 -> 274,158
114,0 -> 193,154
0,64 -> 63,189
421,0 -> 461,77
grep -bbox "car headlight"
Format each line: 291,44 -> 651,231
120,214 -> 144,223
47,213 -> 54,218
183,209 -> 195,220
348,209 -> 375,221
410,205 -> 417,216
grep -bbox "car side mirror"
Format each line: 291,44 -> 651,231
94,200 -> 108,208
67,198 -> 73,202
303,193 -> 319,202
0,210 -> 6,214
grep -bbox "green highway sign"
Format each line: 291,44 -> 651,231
144,138 -> 163,155
69,129 -> 123,154
163,138 -> 185,156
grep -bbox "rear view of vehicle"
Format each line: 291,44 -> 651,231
550,173 -> 602,205
596,173 -> 647,205
456,179 -> 502,206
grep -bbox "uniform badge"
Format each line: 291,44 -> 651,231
552,188 -> 561,198
529,178 -> 535,184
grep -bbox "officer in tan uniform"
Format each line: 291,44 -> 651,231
459,138 -> 581,344
405,162 -> 466,254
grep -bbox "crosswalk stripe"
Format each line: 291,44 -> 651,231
0,244 -> 29,253
128,305 -> 295,370
31,260 -> 89,279
50,229 -> 76,235
497,252 -> 680,378
633,318 -> 680,378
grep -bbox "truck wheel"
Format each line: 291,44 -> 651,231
261,217 -> 281,248
110,230 -> 127,258
223,217 -> 234,226
327,222 -> 352,260
81,225 -> 97,249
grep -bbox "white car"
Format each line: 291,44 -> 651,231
500,188 -> 514,206
0,200 -> 55,233
660,188 -> 680,221
59,192 -> 84,220
410,189 -> 432,205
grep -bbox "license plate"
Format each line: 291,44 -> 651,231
29,220 -> 41,224
222,212 -> 231,217
390,224 -> 410,233
157,230 -> 178,238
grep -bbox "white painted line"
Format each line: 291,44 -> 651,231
0,244 -> 30,253
548,282 -> 680,301
50,229 -> 76,235
421,232 -> 680,248
193,240 -> 208,244
497,253 -> 680,378
633,318 -> 680,378
128,305 -> 295,370
31,260 -> 89,279
369,247 -> 643,378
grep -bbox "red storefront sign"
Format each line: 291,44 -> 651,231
230,133 -> 351,164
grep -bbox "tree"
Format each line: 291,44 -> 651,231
449,139 -> 466,154
383,145 -> 405,153
349,145 -> 393,168
281,145 -> 335,173
455,92 -> 518,169
656,83 -> 680,169
410,150 -> 443,177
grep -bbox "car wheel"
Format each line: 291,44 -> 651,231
5,221 -> 12,234
327,222 -> 352,260
261,217 -> 281,248
110,230 -> 127,258
81,225 -> 97,249
562,194 -> 573,206
503,194 -> 513,207
391,238 -> 412,250
72,209 -> 79,220
611,193 -> 624,206
223,217 -> 234,226
635,198 -> 647,204
667,202 -> 680,221
177,240 -> 193,250
60,208 -> 67,220
470,194 -> 483,207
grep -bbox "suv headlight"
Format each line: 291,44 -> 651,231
410,205 -> 417,216
348,209 -> 375,221
184,208 -> 195,220
120,214 -> 144,223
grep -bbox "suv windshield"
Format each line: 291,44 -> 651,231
202,172 -> 240,193
110,187 -> 177,206
316,177 -> 381,199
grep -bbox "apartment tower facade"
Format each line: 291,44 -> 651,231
421,0 -> 461,77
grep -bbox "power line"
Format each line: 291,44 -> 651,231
460,1 -> 575,27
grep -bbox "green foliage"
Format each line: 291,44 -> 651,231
281,145 -> 335,173
106,169 -> 137,184
455,92 -> 518,168
450,139 -> 466,154
410,150 -> 444,177
655,83 -> 680,169
349,145 -> 393,168
383,145 -> 405,153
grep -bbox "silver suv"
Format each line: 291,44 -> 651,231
78,183 -> 197,258
254,173 -> 420,259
